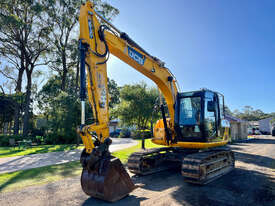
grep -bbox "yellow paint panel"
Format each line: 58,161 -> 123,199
152,138 -> 228,149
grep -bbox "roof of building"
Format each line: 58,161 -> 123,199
249,121 -> 259,126
224,114 -> 246,122
259,117 -> 273,123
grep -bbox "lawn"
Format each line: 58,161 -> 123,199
0,139 -> 163,192
0,161 -> 82,192
112,138 -> 163,163
0,144 -> 84,158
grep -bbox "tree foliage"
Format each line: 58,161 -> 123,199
37,74 -> 120,144
0,0 -> 119,138
44,0 -> 119,91
233,105 -> 272,121
114,82 -> 160,130
0,0 -> 52,135
0,93 -> 24,134
108,78 -> 120,108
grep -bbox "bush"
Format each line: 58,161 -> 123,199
0,132 -> 79,146
0,135 -> 25,146
132,129 -> 152,139
44,133 -> 79,144
44,133 -> 58,144
118,128 -> 131,138
30,128 -> 45,138
35,136 -> 44,144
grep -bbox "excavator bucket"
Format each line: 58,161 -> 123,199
81,156 -> 136,202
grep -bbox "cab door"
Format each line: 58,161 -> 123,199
204,91 -> 219,139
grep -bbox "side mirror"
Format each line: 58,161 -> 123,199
207,101 -> 215,112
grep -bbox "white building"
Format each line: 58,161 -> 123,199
224,114 -> 248,141
109,119 -> 119,133
259,117 -> 273,135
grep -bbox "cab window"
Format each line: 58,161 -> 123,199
179,97 -> 201,126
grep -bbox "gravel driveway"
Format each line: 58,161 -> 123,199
0,136 -> 274,206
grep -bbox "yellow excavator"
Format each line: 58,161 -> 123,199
77,1 -> 234,202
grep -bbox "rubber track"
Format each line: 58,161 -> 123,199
127,147 -> 182,175
182,149 -> 235,184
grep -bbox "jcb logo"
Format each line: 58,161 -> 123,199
128,46 -> 145,65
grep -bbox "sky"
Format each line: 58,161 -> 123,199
1,0 -> 274,113
105,0 -> 275,113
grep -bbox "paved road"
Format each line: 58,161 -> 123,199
0,138 -> 137,174
0,136 -> 274,206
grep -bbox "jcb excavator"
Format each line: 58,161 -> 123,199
78,1 -> 234,202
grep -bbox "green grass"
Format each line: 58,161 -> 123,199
0,144 -> 84,158
112,139 -> 164,163
0,161 -> 82,192
0,139 -> 162,192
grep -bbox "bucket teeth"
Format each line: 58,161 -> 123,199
81,156 -> 136,202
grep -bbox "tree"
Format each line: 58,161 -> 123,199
37,73 -> 80,143
224,105 -> 233,115
45,0 -> 119,91
0,95 -> 15,134
45,0 -> 80,91
0,0 -> 52,136
114,82 -> 160,130
37,75 -> 120,143
108,78 -> 120,108
234,105 -> 271,121
0,63 -> 25,134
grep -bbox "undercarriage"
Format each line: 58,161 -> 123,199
128,147 -> 235,184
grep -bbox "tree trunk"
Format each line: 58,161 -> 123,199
13,61 -> 24,135
13,103 -> 20,135
150,120 -> 153,137
3,122 -> 8,135
75,58 -> 80,93
61,53 -> 67,91
15,67 -> 24,92
23,71 -> 32,137
8,121 -> 12,135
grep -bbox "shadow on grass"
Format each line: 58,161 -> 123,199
0,161 -> 81,192
23,144 -> 80,156
0,144 -> 81,158
0,148 -> 27,157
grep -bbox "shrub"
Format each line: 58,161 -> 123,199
44,133 -> 58,144
44,132 -> 79,145
35,136 -> 44,144
118,128 -> 131,138
132,129 -> 152,139
0,135 -> 25,146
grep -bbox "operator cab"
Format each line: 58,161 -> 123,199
174,89 -> 226,142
